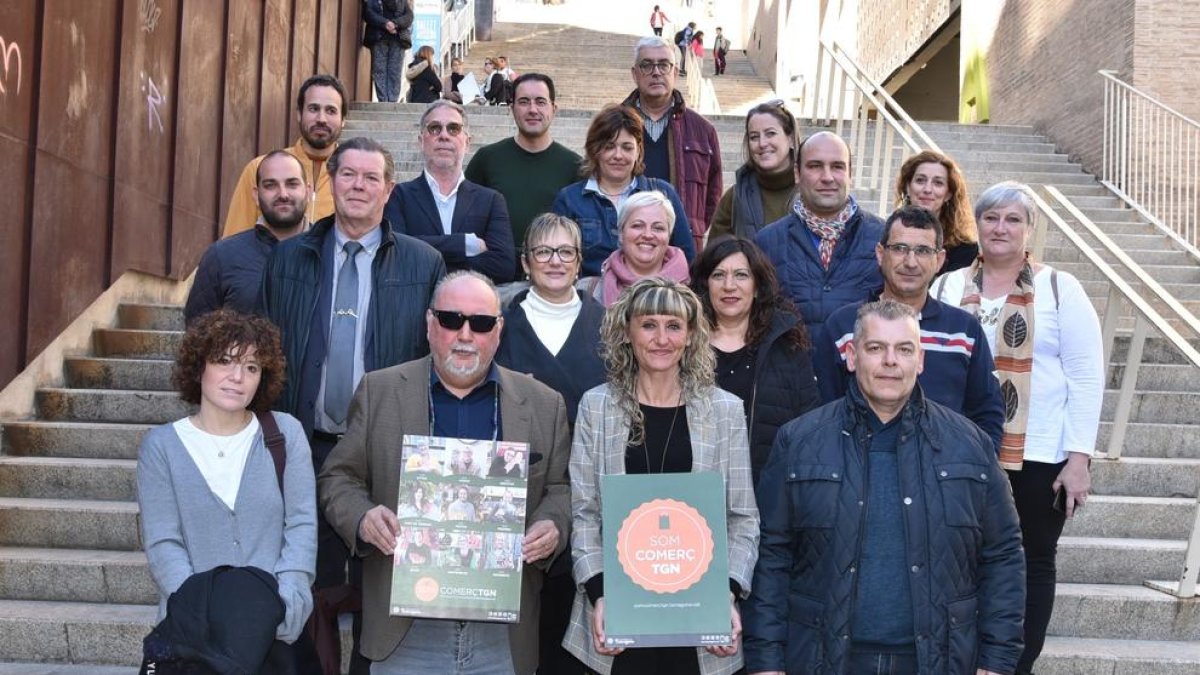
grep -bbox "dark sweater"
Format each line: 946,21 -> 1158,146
851,411 -> 913,646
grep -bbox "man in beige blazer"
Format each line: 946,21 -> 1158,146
318,270 -> 571,674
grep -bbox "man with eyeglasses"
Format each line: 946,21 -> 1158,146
319,270 -> 571,675
385,100 -> 518,283
261,135 -> 445,673
813,205 -> 1004,451
622,35 -> 722,252
466,73 -> 581,259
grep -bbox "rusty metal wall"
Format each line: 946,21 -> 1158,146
0,0 -> 366,388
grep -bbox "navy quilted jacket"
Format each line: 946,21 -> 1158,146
743,383 -> 1025,675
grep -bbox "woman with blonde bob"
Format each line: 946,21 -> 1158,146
564,278 -> 760,675
591,190 -> 691,307
895,149 -> 978,273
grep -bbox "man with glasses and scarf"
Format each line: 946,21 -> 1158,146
319,270 -> 572,675
622,35 -> 722,252
385,100 -> 518,283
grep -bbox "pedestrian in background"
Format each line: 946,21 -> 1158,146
363,0 -> 414,103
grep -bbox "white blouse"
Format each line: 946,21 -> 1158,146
932,266 -> 1105,464
173,416 -> 260,509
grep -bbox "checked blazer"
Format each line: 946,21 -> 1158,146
563,383 -> 760,675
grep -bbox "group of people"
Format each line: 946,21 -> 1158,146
653,8 -> 731,77
152,26 -> 1104,675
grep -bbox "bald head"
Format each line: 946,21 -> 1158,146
795,132 -> 852,219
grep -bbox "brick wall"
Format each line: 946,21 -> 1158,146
856,0 -> 957,82
1133,0 -> 1200,122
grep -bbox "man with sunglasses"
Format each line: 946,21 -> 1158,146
623,35 -> 722,252
385,100 -> 518,283
813,205 -> 1004,451
319,271 -> 571,675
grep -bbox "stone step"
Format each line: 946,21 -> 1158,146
1102,389 -> 1200,425
116,304 -> 183,332
1107,363 -> 1200,393
1,422 -> 150,461
92,330 -> 181,360
0,457 -> 137,501
1099,421 -> 1200,459
0,664 -> 137,674
63,358 -> 173,392
1110,335 -> 1200,366
1056,536 -> 1186,585
1062,495 -> 1195,540
0,498 -> 140,551
0,548 -> 153,605
1091,457 -> 1200,498
1047,583 -> 1200,642
1056,261 -> 1200,284
1038,636 -> 1200,674
1044,245 -> 1196,268
0,599 -> 153,666
35,389 -> 191,426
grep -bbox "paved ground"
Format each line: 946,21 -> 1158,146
495,0 -> 739,44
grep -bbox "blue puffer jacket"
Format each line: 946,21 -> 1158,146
742,383 -> 1025,675
754,208 -> 884,337
550,175 -> 695,277
260,216 -> 445,435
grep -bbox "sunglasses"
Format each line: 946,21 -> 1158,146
424,122 -> 465,137
431,309 -> 500,333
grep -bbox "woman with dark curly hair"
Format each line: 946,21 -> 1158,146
895,150 -> 978,273
690,236 -> 820,483
563,278 -> 759,675
136,309 -> 316,671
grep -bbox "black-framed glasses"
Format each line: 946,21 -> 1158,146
528,245 -> 579,263
636,60 -> 674,75
883,243 -> 940,259
431,309 -> 500,333
424,122 -> 465,137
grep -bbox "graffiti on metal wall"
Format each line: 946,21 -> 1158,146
0,36 -> 21,97
141,71 -> 166,133
140,0 -> 163,33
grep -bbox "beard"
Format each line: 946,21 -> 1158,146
441,345 -> 483,380
259,198 -> 306,230
301,122 -> 340,150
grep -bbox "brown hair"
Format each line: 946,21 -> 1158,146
894,150 -> 976,248
581,104 -> 645,178
172,309 -> 286,413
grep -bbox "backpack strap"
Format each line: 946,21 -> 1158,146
255,410 -> 287,494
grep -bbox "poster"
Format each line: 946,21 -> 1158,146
389,435 -> 530,623
601,472 -> 732,648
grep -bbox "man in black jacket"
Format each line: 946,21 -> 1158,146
743,299 -> 1024,675
184,151 -> 309,324
261,136 -> 445,591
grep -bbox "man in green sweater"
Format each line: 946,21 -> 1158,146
465,73 -> 581,263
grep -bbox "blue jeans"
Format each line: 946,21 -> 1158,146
369,619 -> 515,675
370,40 -> 405,102
848,644 -> 917,675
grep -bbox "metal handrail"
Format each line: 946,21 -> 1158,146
1099,70 -> 1200,260
1033,187 -> 1200,599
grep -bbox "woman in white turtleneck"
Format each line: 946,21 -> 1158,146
496,213 -> 607,426
494,212 -> 607,673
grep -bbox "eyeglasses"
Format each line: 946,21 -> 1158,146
636,60 -> 674,75
431,309 -> 500,333
528,245 -> 579,263
424,122 -> 465,137
883,243 -> 940,259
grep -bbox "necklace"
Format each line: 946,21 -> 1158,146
190,413 -> 253,457
642,395 -> 683,474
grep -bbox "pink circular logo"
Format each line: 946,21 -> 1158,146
616,498 -> 714,594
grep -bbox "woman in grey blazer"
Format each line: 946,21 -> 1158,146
563,278 -> 760,675
137,310 -> 316,669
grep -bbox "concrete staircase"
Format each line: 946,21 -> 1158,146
1,18 -> 1199,675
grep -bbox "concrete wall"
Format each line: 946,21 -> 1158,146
893,34 -> 960,120
855,0 -> 958,82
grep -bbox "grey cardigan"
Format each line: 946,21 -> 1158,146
136,411 -> 317,643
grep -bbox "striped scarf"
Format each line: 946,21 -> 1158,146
953,255 -> 1036,470
795,195 -> 858,269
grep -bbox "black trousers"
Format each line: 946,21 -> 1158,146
1007,459 -> 1068,675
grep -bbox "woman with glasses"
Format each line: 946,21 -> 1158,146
896,150 -> 978,273
405,45 -> 442,103
708,101 -> 799,241
689,237 -> 820,484
564,278 -> 759,675
551,104 -> 695,279
932,182 -> 1103,675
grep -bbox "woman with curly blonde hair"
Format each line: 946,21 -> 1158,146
563,278 -> 760,675
895,149 -> 978,273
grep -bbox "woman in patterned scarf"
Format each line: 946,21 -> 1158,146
931,181 -> 1104,675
